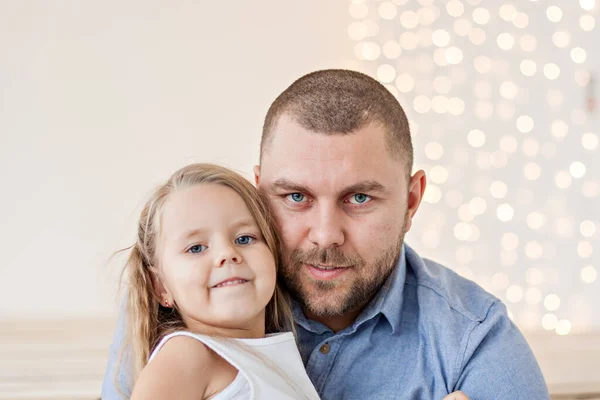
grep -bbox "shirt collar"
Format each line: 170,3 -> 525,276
360,244 -> 407,334
292,244 -> 408,335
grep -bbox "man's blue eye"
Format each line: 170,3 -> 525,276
350,193 -> 371,204
235,235 -> 254,245
287,193 -> 305,202
188,245 -> 207,254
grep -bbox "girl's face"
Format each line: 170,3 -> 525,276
156,183 -> 276,335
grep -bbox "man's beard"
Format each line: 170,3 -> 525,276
280,219 -> 407,318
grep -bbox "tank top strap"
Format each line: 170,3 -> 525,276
149,331 -> 256,397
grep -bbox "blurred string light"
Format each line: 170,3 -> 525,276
546,6 -> 563,22
552,31 -> 571,48
580,0 -> 596,11
580,15 -> 595,31
349,0 -> 599,335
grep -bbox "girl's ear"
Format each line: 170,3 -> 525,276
150,266 -> 173,308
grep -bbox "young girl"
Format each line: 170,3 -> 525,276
120,163 -> 320,399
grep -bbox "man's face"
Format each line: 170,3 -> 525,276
256,116 -> 422,319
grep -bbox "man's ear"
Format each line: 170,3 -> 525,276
405,170 -> 427,233
253,165 -> 261,187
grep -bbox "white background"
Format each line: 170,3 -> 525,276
0,0 -> 351,320
1,1 -> 598,335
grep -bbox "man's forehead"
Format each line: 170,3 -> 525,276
263,118 -> 388,161
259,116 -> 406,188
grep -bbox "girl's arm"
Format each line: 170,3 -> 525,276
131,335 -> 214,400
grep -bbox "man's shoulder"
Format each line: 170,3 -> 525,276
404,245 -> 500,324
398,247 -> 548,397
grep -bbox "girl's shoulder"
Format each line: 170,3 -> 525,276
131,332 -> 220,399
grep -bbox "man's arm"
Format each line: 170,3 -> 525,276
101,306 -> 133,400
453,301 -> 549,399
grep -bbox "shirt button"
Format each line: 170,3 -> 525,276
319,343 -> 330,354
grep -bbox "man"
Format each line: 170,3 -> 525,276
103,70 -> 549,399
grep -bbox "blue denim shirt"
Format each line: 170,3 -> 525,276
102,244 -> 549,399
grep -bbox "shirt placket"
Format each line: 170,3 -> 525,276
305,335 -> 342,395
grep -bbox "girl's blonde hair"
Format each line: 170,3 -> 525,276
118,163 -> 293,386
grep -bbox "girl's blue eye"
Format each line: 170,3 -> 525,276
235,235 -> 255,245
287,193 -> 306,203
349,193 -> 371,205
188,244 -> 207,254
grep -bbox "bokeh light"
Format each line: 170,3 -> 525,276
352,0 -> 600,335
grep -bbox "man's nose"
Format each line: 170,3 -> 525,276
307,204 -> 345,249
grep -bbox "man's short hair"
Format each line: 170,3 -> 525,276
261,69 -> 413,174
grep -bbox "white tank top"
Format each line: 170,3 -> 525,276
149,331 -> 320,400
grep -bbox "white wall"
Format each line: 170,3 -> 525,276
2,0 -> 598,335
0,0 -> 352,319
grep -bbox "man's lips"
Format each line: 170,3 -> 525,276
305,264 -> 350,281
211,277 -> 249,288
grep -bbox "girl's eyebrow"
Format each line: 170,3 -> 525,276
229,218 -> 258,230
176,219 -> 258,242
176,228 -> 207,242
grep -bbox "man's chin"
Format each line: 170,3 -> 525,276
282,268 -> 363,316
295,282 -> 355,317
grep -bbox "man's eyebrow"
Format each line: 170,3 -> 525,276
342,180 -> 388,195
270,179 -> 314,194
269,178 -> 388,196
